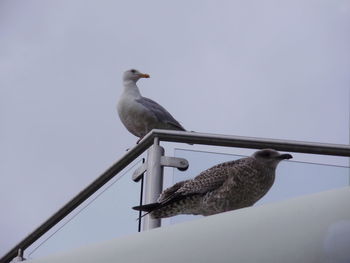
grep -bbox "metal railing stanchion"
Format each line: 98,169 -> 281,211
143,137 -> 164,230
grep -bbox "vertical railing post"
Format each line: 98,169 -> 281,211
143,137 -> 164,230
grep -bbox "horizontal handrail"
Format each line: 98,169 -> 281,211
151,130 -> 350,157
2,130 -> 349,263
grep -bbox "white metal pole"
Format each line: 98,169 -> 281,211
143,137 -> 164,230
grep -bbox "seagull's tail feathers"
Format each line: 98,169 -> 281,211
133,202 -> 163,220
132,202 -> 161,212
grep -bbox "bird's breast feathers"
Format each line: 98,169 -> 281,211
117,96 -> 159,137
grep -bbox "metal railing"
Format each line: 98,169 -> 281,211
2,129 -> 350,263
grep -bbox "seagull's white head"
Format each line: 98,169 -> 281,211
252,149 -> 292,169
123,69 -> 150,83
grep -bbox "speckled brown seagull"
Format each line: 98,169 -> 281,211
133,149 -> 292,218
117,69 -> 185,143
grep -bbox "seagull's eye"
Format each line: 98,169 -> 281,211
260,151 -> 271,158
131,69 -> 136,73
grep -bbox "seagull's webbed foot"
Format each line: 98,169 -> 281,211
125,136 -> 144,152
136,136 -> 144,144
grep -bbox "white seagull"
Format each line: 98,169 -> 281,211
117,69 -> 186,143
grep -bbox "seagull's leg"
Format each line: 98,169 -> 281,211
136,136 -> 143,144
125,137 -> 143,151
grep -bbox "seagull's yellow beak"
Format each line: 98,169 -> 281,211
140,73 -> 150,78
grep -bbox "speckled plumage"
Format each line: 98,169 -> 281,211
133,149 -> 292,218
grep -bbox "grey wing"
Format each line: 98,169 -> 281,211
136,97 -> 185,130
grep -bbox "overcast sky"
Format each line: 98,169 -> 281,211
1,0 -> 350,258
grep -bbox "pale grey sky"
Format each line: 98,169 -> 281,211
1,0 -> 350,258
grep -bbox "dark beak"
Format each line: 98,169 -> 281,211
277,153 -> 293,160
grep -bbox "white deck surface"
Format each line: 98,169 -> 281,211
28,187 -> 350,263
